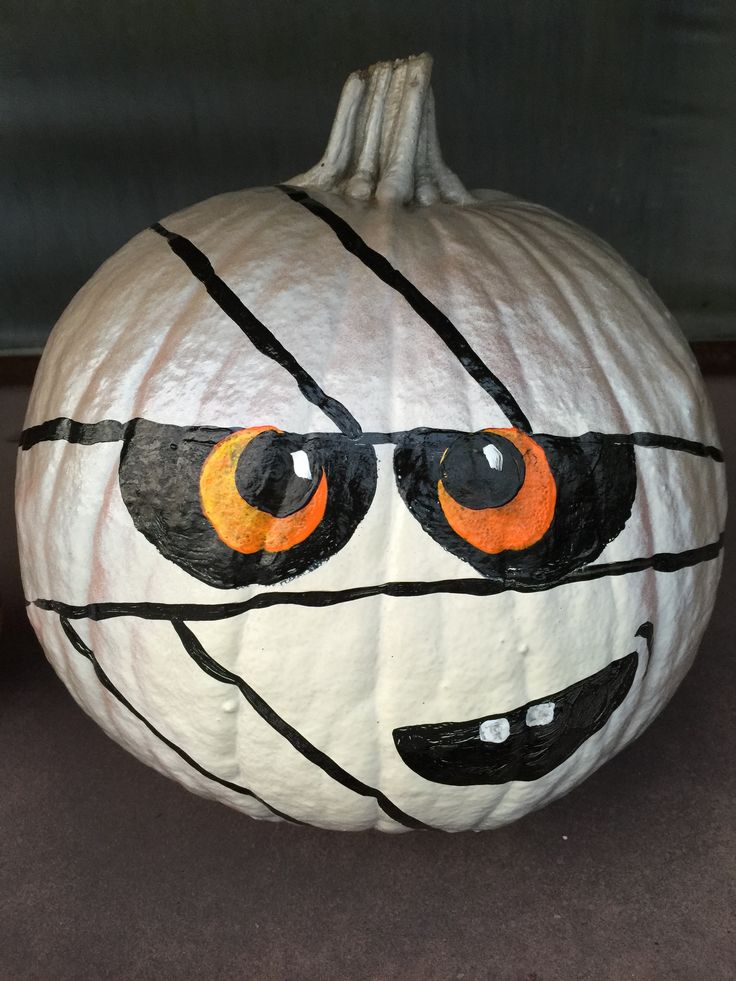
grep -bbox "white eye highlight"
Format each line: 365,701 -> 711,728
291,449 -> 312,480
525,702 -> 555,727
479,718 -> 510,743
483,443 -> 504,471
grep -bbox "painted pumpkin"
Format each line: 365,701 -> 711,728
16,55 -> 726,832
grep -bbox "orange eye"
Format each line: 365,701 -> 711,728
120,419 -> 377,589
437,428 -> 556,553
199,426 -> 328,554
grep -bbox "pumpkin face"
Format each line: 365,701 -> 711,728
16,56 -> 726,832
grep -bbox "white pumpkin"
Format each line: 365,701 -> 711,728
16,55 -> 726,832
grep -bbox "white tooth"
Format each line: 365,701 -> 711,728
483,443 -> 504,471
291,449 -> 311,480
526,702 -> 555,727
479,717 -> 510,743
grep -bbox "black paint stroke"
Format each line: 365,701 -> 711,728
57,616 -> 303,824
32,534 -> 723,624
150,222 -> 362,439
392,639 -> 641,785
277,184 -> 532,434
20,418 -> 129,450
171,620 -> 431,831
20,417 -> 725,463
563,431 -> 724,463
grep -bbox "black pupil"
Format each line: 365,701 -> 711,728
235,431 -> 319,517
440,432 -> 526,510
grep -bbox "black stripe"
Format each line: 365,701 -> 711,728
359,429 -> 725,461
58,617 -> 303,824
20,417 -> 725,464
150,222 -> 362,439
172,621 -> 431,831
612,431 -> 724,462
563,535 -> 723,580
277,184 -> 532,433
21,418 -> 128,450
34,534 -> 724,624
531,429 -> 724,463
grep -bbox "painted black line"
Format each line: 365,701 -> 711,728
33,534 -> 724,624
150,222 -> 362,439
20,416 -> 725,463
568,535 -> 723,580
20,418 -> 129,450
58,616 -> 303,825
357,429 -> 726,461
558,431 -> 725,463
277,184 -> 532,433
172,621 -> 431,831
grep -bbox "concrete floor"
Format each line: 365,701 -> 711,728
1,375 -> 734,981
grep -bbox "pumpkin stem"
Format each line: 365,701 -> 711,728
288,54 -> 477,206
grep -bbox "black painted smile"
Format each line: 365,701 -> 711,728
392,624 -> 651,786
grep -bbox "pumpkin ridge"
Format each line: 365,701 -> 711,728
518,209 -> 707,417
491,211 -> 630,431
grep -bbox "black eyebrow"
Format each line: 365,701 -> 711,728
30,533 -> 724,623
277,183 -> 532,433
20,416 -> 725,463
150,222 -> 362,439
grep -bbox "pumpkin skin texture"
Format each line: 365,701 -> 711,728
16,56 -> 726,832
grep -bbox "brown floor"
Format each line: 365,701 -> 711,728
1,375 -> 734,981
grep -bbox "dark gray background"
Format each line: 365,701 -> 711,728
3,0 -> 736,352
